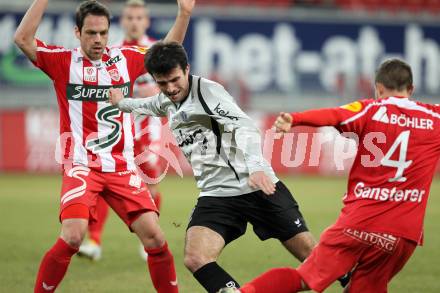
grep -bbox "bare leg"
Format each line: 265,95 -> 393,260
184,226 -> 240,292
282,231 -> 317,262
131,211 -> 165,249
184,226 -> 225,272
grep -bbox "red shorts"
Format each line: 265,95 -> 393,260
59,166 -> 158,229
297,224 -> 416,293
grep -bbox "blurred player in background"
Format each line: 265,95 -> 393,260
14,0 -> 194,292
219,59 -> 440,293
78,0 -> 164,262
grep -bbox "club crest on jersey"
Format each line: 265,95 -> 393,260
108,69 -> 121,82
84,66 -> 97,82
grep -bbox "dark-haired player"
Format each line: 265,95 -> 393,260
78,0 -> 164,262
109,41 -> 317,293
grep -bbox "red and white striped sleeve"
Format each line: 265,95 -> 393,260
120,46 -> 148,82
291,99 -> 375,134
32,39 -> 71,80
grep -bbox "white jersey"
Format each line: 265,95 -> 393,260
118,75 -> 279,197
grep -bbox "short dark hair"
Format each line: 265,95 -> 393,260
76,0 -> 111,32
375,59 -> 413,91
144,41 -> 189,76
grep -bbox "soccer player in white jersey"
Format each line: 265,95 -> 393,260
78,0 -> 165,262
14,0 -> 194,292
109,41 -> 317,293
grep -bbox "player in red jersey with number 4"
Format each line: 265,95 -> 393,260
78,0 -> 165,262
219,59 -> 440,293
14,0 -> 194,292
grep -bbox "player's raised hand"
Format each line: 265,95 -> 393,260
274,112 -> 293,134
108,88 -> 124,106
177,0 -> 195,16
248,171 -> 276,195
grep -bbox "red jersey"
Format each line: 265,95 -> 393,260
33,39 -> 148,172
291,96 -> 440,244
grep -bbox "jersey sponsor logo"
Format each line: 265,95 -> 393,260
389,113 -> 433,130
340,101 -> 363,112
85,106 -> 122,153
213,103 -> 239,120
67,83 -> 130,102
344,228 -> 398,253
353,181 -> 425,203
176,129 -> 208,149
84,66 -> 97,82
108,69 -> 121,82
104,55 -> 122,67
372,107 -> 433,129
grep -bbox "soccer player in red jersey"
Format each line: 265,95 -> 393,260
219,59 -> 440,293
14,0 -> 194,292
78,0 -> 165,261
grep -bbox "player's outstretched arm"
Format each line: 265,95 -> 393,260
109,88 -> 126,107
109,88 -> 164,116
14,0 -> 49,62
163,0 -> 195,44
277,103 -> 366,128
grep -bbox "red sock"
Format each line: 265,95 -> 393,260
34,238 -> 79,293
240,267 -> 302,293
145,242 -> 178,293
153,192 -> 162,211
88,197 -> 109,244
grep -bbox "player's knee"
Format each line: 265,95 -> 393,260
61,230 -> 85,248
183,252 -> 213,272
283,231 -> 316,262
60,218 -> 88,248
138,229 -> 165,249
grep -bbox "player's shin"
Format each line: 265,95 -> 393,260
34,238 -> 78,293
145,242 -> 178,293
239,267 -> 303,293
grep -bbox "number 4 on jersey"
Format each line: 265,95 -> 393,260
381,130 -> 413,182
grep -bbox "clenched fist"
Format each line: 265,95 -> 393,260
273,112 -> 293,134
108,88 -> 124,106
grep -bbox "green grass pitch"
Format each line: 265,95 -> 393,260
0,174 -> 439,292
